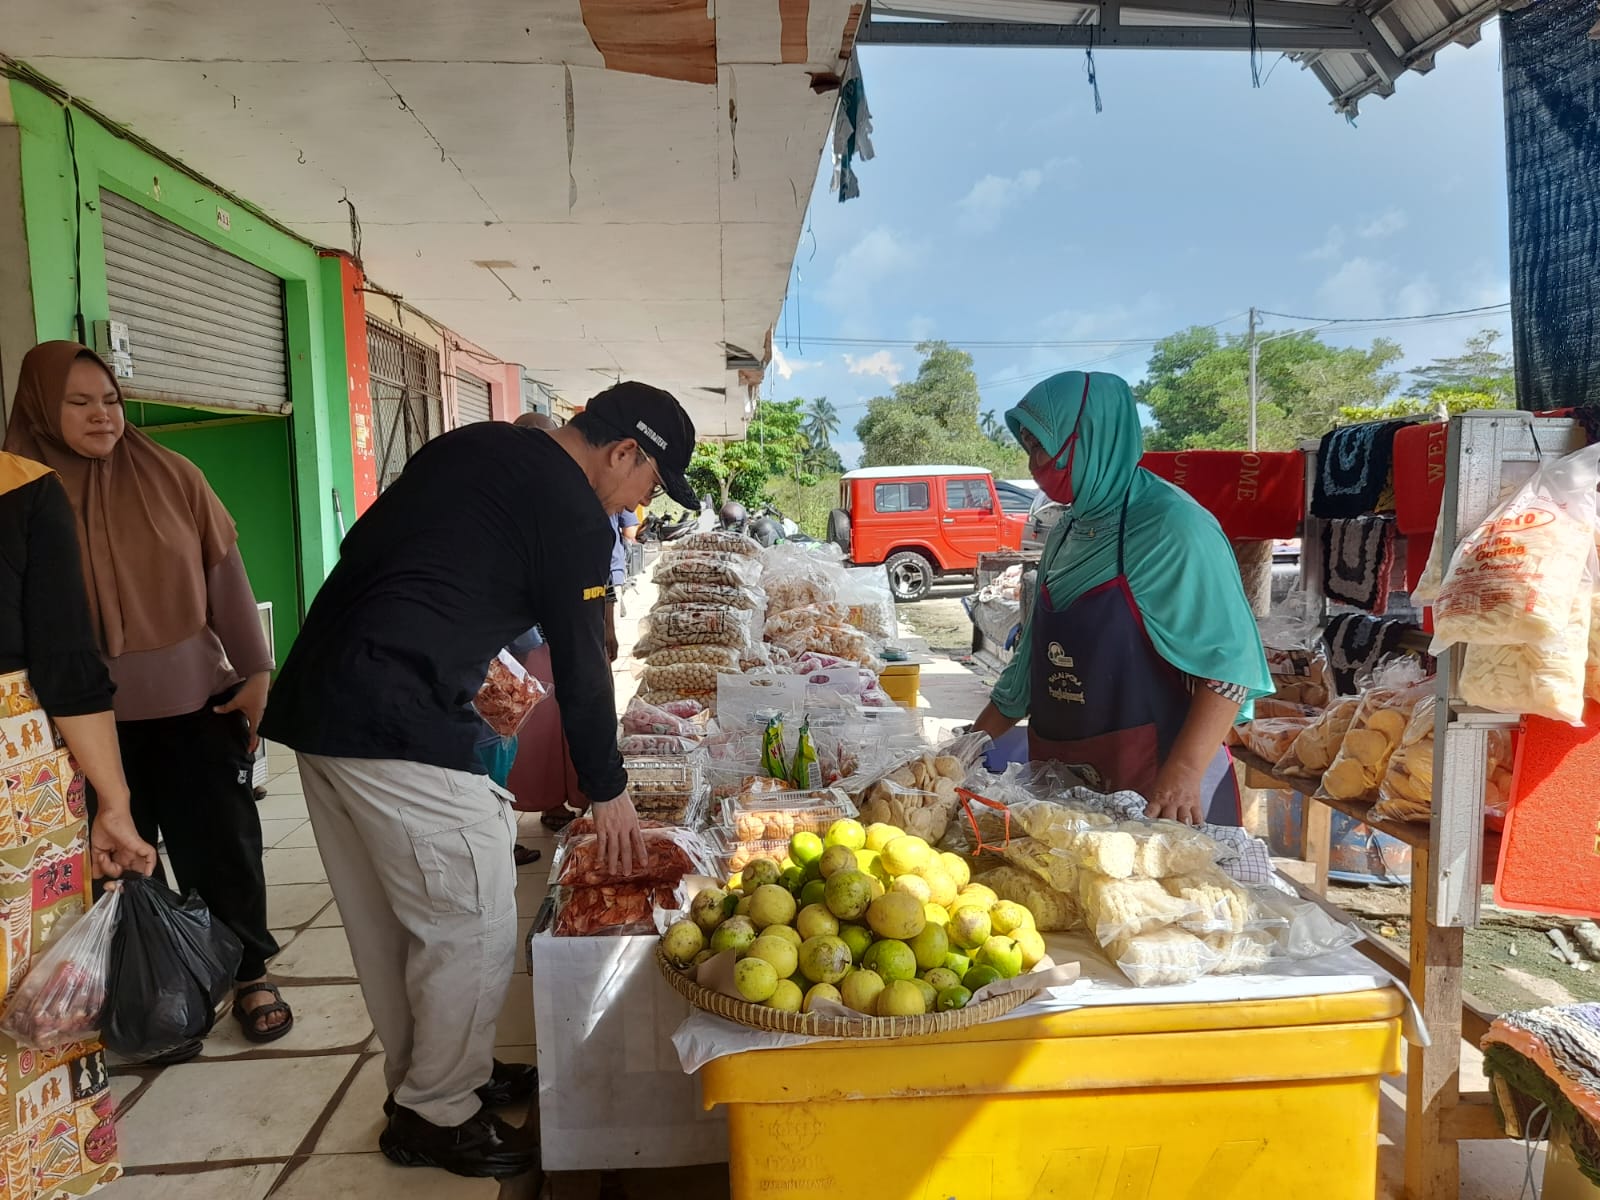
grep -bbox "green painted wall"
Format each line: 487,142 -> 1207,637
8,77 -> 354,655
145,414 -> 302,652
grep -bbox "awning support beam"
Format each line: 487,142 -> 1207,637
861,16 -> 1373,51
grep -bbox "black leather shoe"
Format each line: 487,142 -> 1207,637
141,1039 -> 204,1067
383,1060 -> 539,1117
477,1059 -> 537,1107
379,1106 -> 538,1179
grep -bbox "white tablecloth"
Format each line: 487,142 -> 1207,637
672,931 -> 1425,1073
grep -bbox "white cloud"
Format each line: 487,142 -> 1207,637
1308,257 -> 1513,382
1305,226 -> 1346,262
824,226 -> 919,300
1035,293 -> 1165,343
1316,257 -> 1394,316
958,168 -> 1045,233
769,345 -> 820,381
1318,258 -> 1441,320
844,350 -> 905,385
1306,210 -> 1406,264
1360,208 -> 1409,240
1394,278 -> 1441,317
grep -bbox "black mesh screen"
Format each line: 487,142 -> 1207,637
1502,0 -> 1600,411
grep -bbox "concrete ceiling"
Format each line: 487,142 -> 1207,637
3,0 -> 865,437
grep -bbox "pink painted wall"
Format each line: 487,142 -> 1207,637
442,333 -> 522,426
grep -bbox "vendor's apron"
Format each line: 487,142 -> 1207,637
1026,503 -> 1240,825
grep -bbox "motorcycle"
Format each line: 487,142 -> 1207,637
744,503 -> 813,548
638,509 -> 699,543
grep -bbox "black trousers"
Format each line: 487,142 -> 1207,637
90,691 -> 279,981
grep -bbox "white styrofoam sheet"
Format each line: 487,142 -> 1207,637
530,931 -> 728,1172
672,931 -> 1427,1074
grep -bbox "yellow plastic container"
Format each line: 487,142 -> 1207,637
878,663 -> 921,708
700,988 -> 1405,1200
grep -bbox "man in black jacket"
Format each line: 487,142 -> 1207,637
263,382 -> 697,1180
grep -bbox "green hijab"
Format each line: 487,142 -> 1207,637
991,371 -> 1273,719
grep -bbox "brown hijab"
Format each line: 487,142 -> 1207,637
2,342 -> 237,657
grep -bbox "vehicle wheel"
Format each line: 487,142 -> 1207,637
826,508 -> 851,556
885,551 -> 935,603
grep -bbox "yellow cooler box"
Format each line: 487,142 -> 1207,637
700,988 -> 1405,1200
878,663 -> 921,708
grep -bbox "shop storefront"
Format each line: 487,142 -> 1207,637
4,77 -> 357,651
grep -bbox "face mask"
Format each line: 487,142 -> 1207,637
1028,376 -> 1091,505
1032,454 -> 1075,505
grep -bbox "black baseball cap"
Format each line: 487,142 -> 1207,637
586,381 -> 699,507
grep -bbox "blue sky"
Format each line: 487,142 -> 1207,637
767,27 -> 1511,468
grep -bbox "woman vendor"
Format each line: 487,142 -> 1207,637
972,371 -> 1272,825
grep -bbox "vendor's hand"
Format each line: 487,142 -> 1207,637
216,671 -> 271,754
1145,760 -> 1205,825
593,791 -> 647,877
90,806 -> 158,879
604,603 -> 620,664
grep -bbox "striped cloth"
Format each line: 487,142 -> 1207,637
1482,1002 -> 1600,1185
1196,677 -> 1252,705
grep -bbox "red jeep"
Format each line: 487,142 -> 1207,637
827,466 -> 1024,601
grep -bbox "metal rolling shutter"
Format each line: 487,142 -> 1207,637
520,370 -> 551,417
99,190 -> 288,413
455,371 -> 493,426
366,318 -> 443,492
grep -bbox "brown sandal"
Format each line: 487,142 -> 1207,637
234,982 -> 294,1044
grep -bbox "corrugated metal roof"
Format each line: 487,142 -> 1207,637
863,0 -> 1507,115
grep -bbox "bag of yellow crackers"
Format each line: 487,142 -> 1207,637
1313,660 -> 1432,806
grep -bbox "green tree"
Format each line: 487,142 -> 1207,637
804,443 -> 846,475
1138,326 -> 1403,451
855,342 -> 1027,474
979,409 -> 1018,448
687,397 -> 814,507
803,397 -> 841,448
1409,330 -> 1515,406
1338,387 -> 1504,424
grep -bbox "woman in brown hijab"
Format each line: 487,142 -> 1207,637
4,342 -> 294,1052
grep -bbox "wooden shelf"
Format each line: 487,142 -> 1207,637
1232,748 -> 1501,878
1233,748 -> 1429,848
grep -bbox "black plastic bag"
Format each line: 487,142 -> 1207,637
101,874 -> 242,1059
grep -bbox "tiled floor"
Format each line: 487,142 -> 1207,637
105,755 -> 560,1199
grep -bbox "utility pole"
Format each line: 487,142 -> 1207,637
1247,305 -> 1259,452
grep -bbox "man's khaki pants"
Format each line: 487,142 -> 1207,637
297,754 -> 518,1128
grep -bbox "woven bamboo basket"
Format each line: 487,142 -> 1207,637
655,945 -> 1041,1039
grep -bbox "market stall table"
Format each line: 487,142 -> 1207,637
681,933 -> 1413,1200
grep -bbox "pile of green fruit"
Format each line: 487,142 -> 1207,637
661,818 -> 1045,1018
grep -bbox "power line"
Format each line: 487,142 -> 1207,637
795,310 -> 1253,352
1256,302 -> 1510,325
811,334 -> 1177,349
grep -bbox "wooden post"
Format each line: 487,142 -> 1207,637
1303,792 -> 1332,896
1404,845 -> 1465,1200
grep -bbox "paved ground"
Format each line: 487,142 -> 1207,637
103,577 -> 1547,1199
